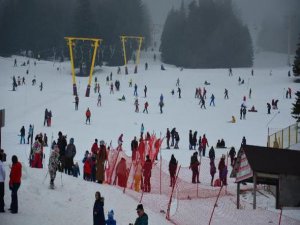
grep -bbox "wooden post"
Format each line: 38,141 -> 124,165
237,182 -> 240,209
276,181 -> 280,209
253,173 -> 257,209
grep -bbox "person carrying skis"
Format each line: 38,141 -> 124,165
86,108 -> 91,124
48,145 -> 60,189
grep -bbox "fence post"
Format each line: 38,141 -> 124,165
208,185 -> 224,225
166,165 -> 181,220
288,126 -> 291,147
281,130 -> 284,148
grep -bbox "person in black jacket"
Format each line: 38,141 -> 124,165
20,126 -> 25,144
57,131 -> 67,172
171,128 -> 176,147
131,137 -> 138,161
192,131 -> 197,150
189,130 -> 193,150
229,147 -> 236,166
209,146 -> 215,161
93,191 -> 105,225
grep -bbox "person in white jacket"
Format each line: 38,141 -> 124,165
0,152 -> 6,212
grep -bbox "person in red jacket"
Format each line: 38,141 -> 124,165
86,108 -> 91,124
91,139 -> 99,155
84,157 -> 92,181
201,134 -> 209,157
9,155 -> 22,214
115,158 -> 127,188
143,155 -> 152,192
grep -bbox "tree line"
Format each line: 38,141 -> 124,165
0,0 -> 151,69
160,0 -> 254,68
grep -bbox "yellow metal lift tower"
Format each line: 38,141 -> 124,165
65,37 -> 102,97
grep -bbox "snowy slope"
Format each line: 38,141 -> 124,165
0,51 -> 299,225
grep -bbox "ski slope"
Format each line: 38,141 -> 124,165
0,51 -> 299,225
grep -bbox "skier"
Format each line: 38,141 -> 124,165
177,87 -> 181,98
14,58 -> 17,67
201,134 -> 209,157
190,152 -> 200,183
229,68 -> 233,76
288,88 -> 292,99
144,85 -> 147,98
97,93 -> 101,107
134,84 -> 138,97
242,107 -> 247,119
86,108 -> 91,124
117,67 -> 121,74
143,101 -> 149,114
176,78 -> 180,86
240,107 -> 243,120
224,89 -> 229,99
48,145 -> 60,189
97,83 -> 100,93
20,126 -> 25,144
251,69 -> 254,76
110,83 -> 114,94
93,191 -> 105,225
143,155 -> 152,192
43,133 -> 48,147
145,62 -> 148,70
249,88 -> 252,99
129,79 -> 133,87
65,138 -> 76,175
134,99 -> 139,113
39,82 -> 43,91
159,100 -> 164,114
110,72 -> 112,81
22,77 -> 25,85
75,95 -> 79,110
169,154 -> 178,187
166,128 -> 170,149
288,70 -> 291,77
106,76 -> 109,85
210,94 -> 215,106
161,64 -> 165,70
203,87 -> 207,99
200,96 -> 206,109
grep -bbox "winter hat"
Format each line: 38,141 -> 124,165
107,210 -> 114,219
100,140 -> 105,145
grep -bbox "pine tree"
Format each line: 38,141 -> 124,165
291,91 -> 300,122
293,35 -> 300,77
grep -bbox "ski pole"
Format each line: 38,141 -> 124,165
42,170 -> 49,184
